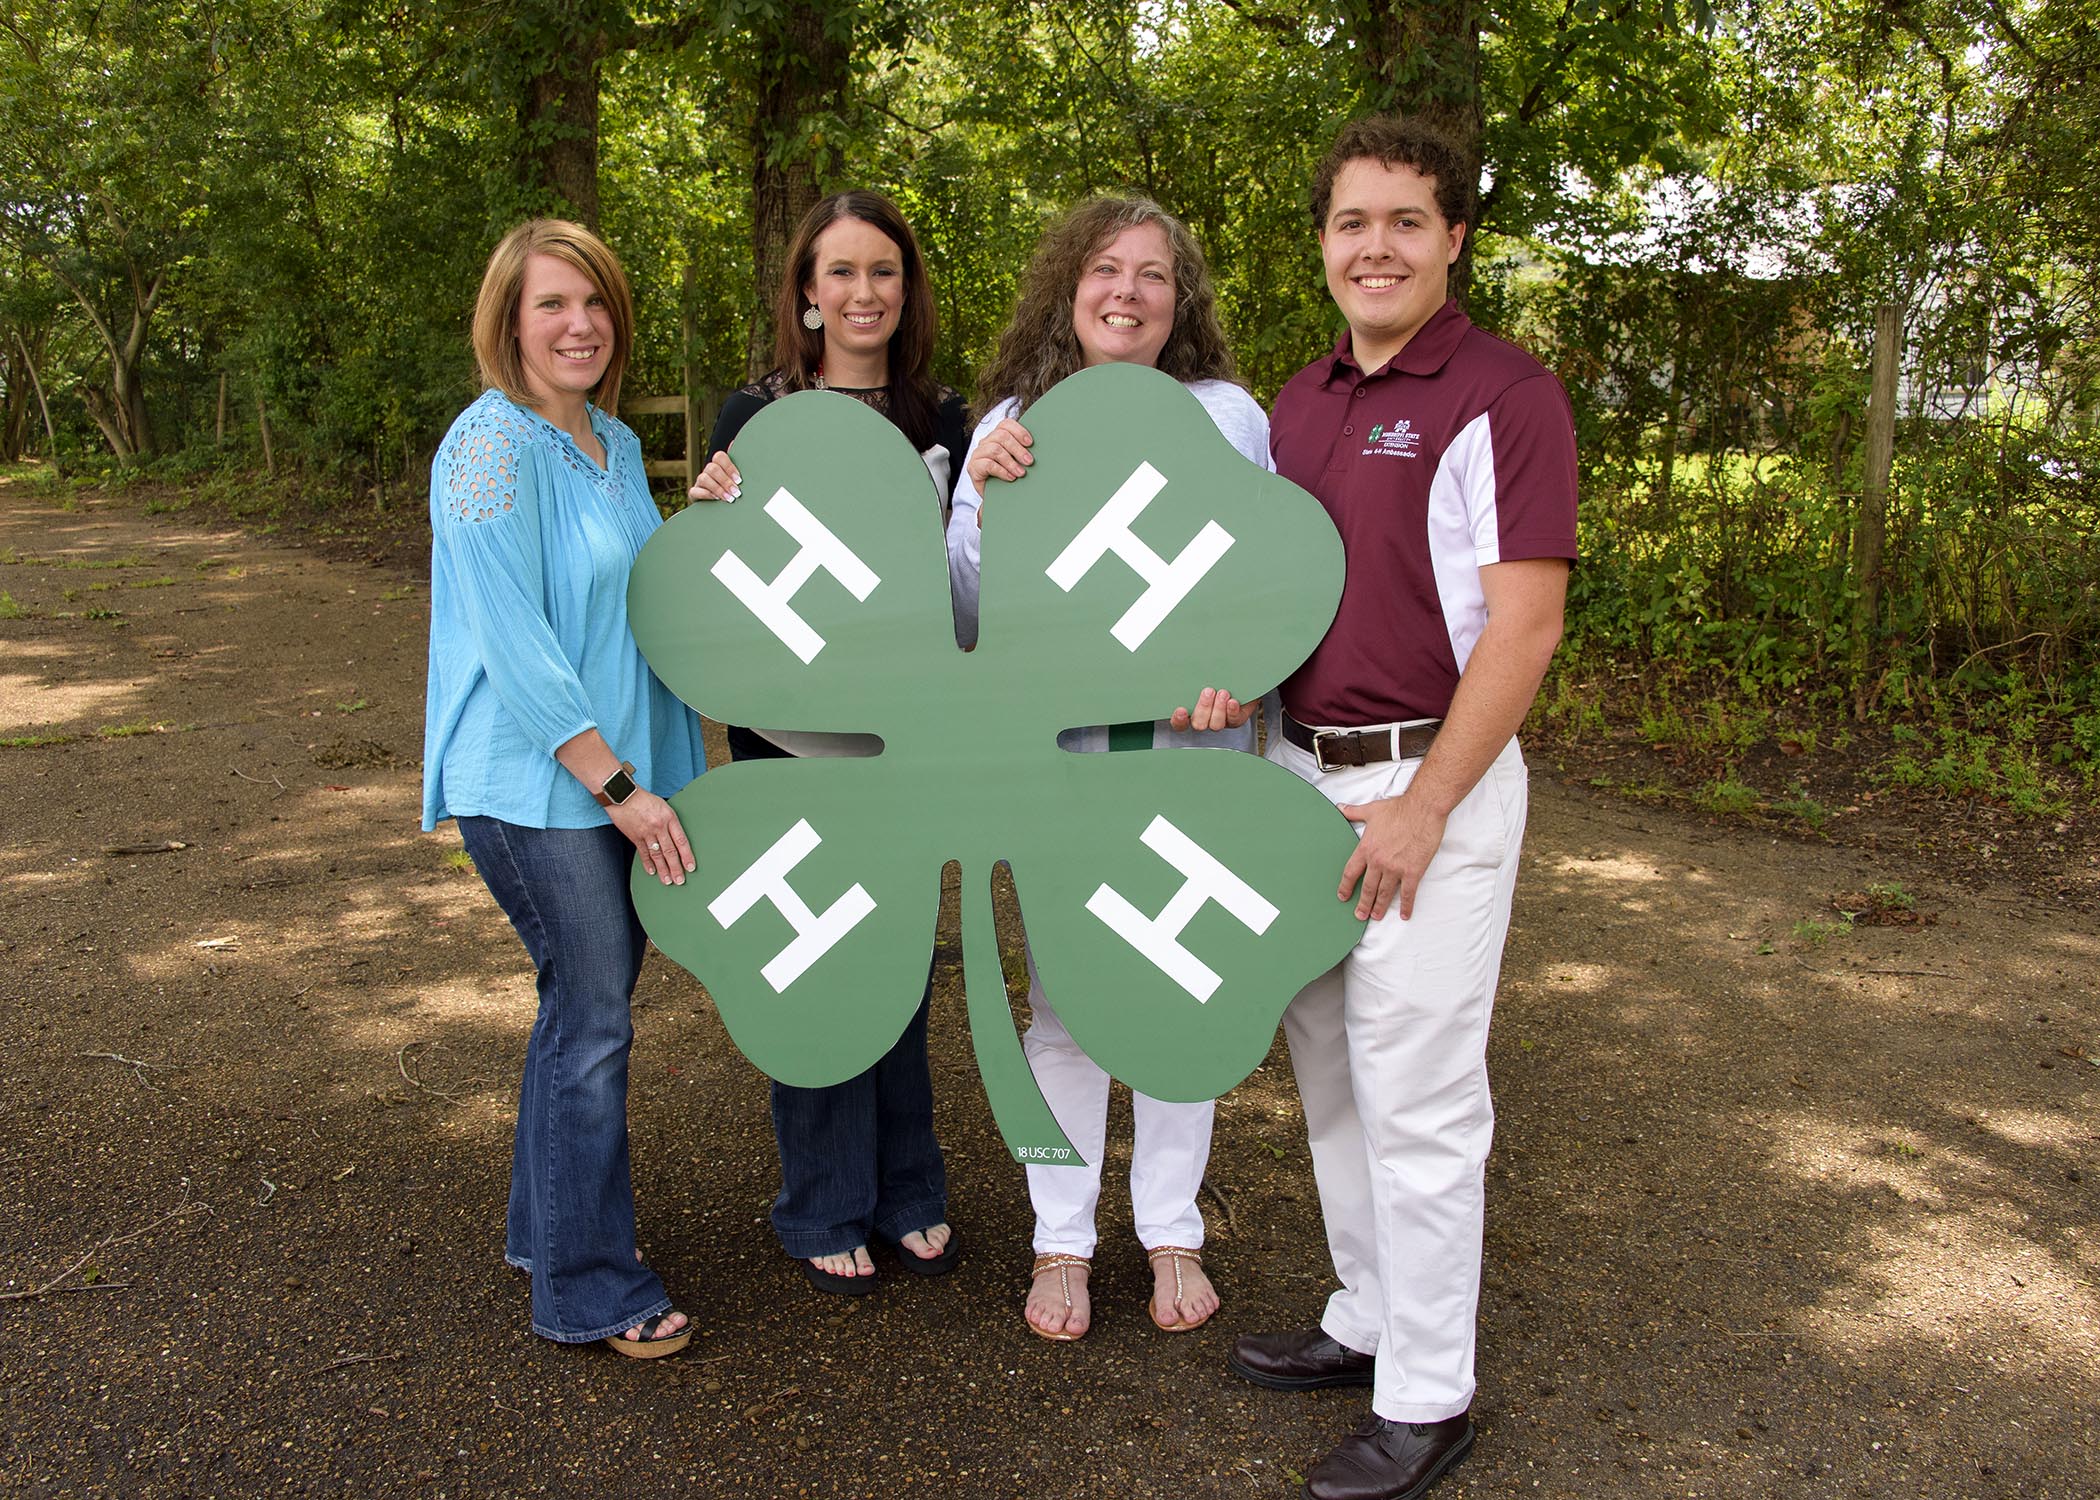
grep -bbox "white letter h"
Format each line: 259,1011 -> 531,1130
1086,815 -> 1278,1002
711,488 -> 880,664
1045,462 -> 1233,651
708,819 -> 876,993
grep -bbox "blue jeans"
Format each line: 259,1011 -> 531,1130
729,726 -> 949,1256
769,988 -> 948,1256
457,815 -> 673,1342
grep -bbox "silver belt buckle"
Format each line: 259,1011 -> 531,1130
1311,728 -> 1350,773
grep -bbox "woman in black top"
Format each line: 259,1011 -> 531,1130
688,189 -> 965,1294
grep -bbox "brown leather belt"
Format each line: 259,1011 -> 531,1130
1282,712 -> 1441,772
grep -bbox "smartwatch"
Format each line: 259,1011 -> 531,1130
592,761 -> 639,808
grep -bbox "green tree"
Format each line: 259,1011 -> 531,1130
0,1 -> 228,456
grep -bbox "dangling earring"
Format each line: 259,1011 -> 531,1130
802,305 -> 824,331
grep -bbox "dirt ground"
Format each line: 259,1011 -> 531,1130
2,474 -> 2094,1500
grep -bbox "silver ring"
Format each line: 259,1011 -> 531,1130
649,841 -> 662,851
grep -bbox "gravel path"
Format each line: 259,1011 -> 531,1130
2,477 -> 2094,1498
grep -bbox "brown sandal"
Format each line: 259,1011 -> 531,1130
1146,1245 -> 1214,1333
1026,1253 -> 1091,1342
603,1311 -> 691,1359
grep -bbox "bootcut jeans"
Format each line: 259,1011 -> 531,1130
727,724 -> 949,1258
457,814 -> 675,1343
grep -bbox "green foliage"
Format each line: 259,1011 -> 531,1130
0,0 -> 2090,788
1878,718 -> 2070,816
1771,784 -> 1829,829
1694,775 -> 1758,816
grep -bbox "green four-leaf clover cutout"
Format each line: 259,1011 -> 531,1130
627,363 -> 1364,1164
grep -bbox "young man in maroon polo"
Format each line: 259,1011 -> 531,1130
1225,116 -> 1578,1500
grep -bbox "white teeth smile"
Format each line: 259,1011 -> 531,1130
1104,314 -> 1140,328
1358,277 -> 1401,289
845,312 -> 883,325
555,349 -> 599,361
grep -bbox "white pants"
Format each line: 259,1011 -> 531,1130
1270,732 -> 1528,1423
1022,952 -> 1212,1258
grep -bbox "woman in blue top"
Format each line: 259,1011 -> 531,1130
423,219 -> 706,1358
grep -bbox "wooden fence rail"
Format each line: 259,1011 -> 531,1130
621,256 -> 722,495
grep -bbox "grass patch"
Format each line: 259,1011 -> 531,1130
0,591 -> 26,620
1792,916 -> 1851,945
444,849 -> 475,874
98,721 -> 167,738
1880,723 -> 2070,816
1866,879 -> 1915,911
1,732 -> 75,749
336,698 -> 369,715
1771,783 -> 1829,829
1695,776 -> 1760,816
0,548 -> 147,570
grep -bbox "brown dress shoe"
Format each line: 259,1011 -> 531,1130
1305,1412 -> 1474,1500
1225,1329 -> 1375,1390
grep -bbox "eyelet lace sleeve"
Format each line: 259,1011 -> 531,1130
438,395 -> 533,524
427,393 -> 598,758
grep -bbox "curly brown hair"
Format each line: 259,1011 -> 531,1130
1310,115 -> 1477,234
768,190 -> 943,452
975,196 -> 1237,415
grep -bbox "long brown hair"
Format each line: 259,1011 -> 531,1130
975,196 -> 1237,415
473,219 -> 634,414
769,190 -> 943,451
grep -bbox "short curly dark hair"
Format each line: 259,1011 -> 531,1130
1310,115 -> 1476,235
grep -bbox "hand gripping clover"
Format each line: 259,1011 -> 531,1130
626,364 -> 1363,1163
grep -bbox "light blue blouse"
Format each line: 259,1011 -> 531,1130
420,389 -> 706,831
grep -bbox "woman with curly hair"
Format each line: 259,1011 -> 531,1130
946,195 -> 1267,1341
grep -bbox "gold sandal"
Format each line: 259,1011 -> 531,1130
1146,1245 -> 1214,1333
1026,1253 -> 1091,1342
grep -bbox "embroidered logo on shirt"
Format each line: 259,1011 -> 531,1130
1361,420 -> 1422,459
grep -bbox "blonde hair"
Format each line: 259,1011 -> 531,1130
975,196 -> 1237,415
472,219 -> 634,413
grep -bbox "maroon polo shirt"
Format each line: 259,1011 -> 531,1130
1273,300 -> 1578,727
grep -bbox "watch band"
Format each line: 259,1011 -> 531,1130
592,761 -> 639,808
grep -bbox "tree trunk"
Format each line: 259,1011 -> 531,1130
50,263 -> 162,457
80,386 -> 134,458
1342,0 -> 1484,297
16,332 -> 58,467
0,340 -> 27,462
746,1 -> 852,377
518,31 -> 606,230
681,253 -> 700,485
1654,299 -> 1691,512
257,392 -> 277,478
1852,301 -> 1901,716
117,359 -> 153,457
